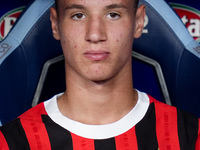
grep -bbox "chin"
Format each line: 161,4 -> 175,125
89,74 -> 114,84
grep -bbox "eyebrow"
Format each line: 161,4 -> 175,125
64,4 -> 85,11
105,3 -> 128,10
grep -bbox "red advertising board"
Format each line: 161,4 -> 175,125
0,7 -> 24,40
171,3 -> 200,43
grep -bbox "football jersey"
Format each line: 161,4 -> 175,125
0,91 -> 200,150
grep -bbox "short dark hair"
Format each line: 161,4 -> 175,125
55,0 -> 58,10
135,0 -> 140,9
54,0 -> 139,11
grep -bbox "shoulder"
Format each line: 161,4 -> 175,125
147,95 -> 200,148
148,94 -> 200,139
0,102 -> 46,128
0,94 -> 59,133
148,94 -> 199,123
19,102 -> 47,122
0,102 -> 47,135
0,102 -> 48,148
148,94 -> 177,114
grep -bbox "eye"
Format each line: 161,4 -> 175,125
107,12 -> 121,19
71,13 -> 86,20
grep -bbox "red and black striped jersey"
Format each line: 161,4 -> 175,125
0,91 -> 200,150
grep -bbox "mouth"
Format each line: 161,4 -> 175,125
84,50 -> 110,61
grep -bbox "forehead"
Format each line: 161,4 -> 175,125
58,0 -> 135,10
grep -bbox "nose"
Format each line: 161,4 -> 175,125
85,17 -> 107,43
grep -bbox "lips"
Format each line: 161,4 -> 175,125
84,50 -> 110,61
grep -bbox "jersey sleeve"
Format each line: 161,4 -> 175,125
0,130 -> 9,150
195,119 -> 200,150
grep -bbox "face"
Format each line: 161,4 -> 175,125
51,0 -> 145,83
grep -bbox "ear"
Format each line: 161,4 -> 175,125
50,7 -> 60,40
134,5 -> 146,39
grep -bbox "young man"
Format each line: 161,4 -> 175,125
0,0 -> 200,149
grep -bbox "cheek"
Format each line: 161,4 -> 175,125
115,33 -> 123,44
59,22 -> 84,47
113,32 -> 133,61
60,36 -> 76,62
114,32 -> 133,50
115,33 -> 123,43
60,31 -> 79,51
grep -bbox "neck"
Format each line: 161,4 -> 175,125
58,65 -> 138,125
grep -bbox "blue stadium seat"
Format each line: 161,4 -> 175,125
134,0 -> 200,117
0,0 -> 62,124
0,0 -> 199,125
